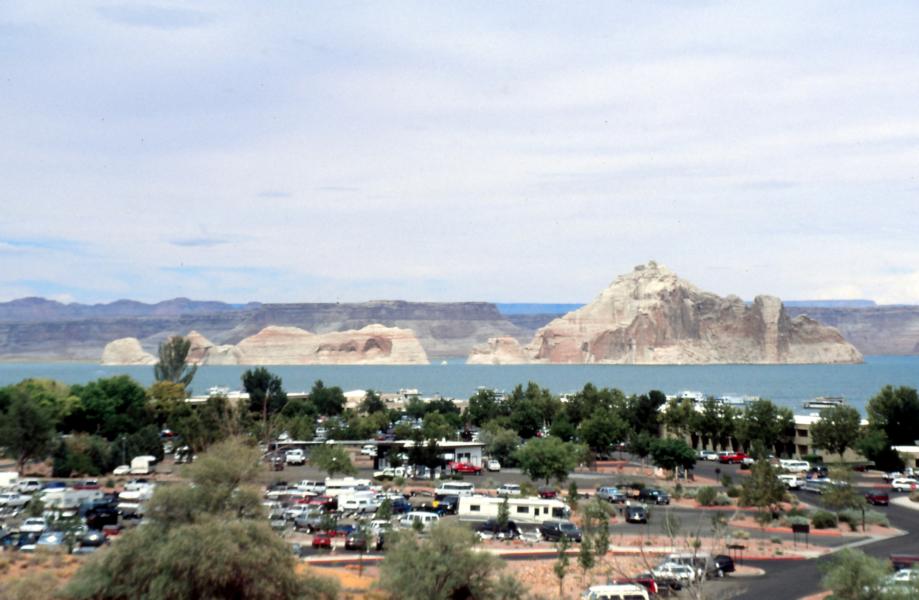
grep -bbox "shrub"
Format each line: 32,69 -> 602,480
811,510 -> 838,529
696,487 -> 718,507
726,485 -> 741,498
865,510 -> 890,527
786,506 -> 810,519
713,493 -> 732,506
672,483 -> 683,500
720,474 -> 733,488
786,516 -> 809,527
771,536 -> 783,544
838,511 -> 859,532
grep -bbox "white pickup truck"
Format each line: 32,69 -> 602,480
777,474 -> 802,489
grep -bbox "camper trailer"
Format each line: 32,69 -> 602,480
458,495 -> 570,524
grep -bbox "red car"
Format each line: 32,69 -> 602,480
538,486 -> 558,499
865,489 -> 890,506
450,462 -> 482,475
311,532 -> 333,550
718,452 -> 749,465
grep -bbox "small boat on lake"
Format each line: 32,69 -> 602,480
802,396 -> 847,409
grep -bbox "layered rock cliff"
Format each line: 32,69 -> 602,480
102,325 -> 429,365
468,262 -> 863,365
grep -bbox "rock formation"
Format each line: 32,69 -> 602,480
100,324 -> 429,365
100,338 -> 157,365
467,262 -> 864,365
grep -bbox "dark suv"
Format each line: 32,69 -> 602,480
475,519 -> 521,539
638,488 -> 670,505
539,520 -> 582,542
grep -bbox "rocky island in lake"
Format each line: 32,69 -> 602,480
468,262 -> 863,365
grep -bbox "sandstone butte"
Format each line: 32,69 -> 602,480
467,261 -> 864,365
101,324 -> 430,366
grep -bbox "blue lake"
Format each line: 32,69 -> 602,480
1,355 -> 917,414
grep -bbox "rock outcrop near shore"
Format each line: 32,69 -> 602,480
468,262 -> 863,365
101,338 -> 157,365
102,325 -> 429,365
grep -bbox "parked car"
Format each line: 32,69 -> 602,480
718,452 -> 749,465
637,488 -> 670,505
697,450 -> 719,461
16,479 -> 42,494
0,493 -> 30,509
285,449 -> 306,465
496,484 -> 521,497
449,462 -> 482,475
892,478 -> 919,493
539,520 -> 582,542
311,532 -> 333,550
486,459 -> 501,472
625,505 -> 648,524
777,474 -> 803,489
538,486 -> 558,499
650,562 -> 697,588
806,466 -> 829,480
293,512 -> 327,532
399,511 -> 441,530
19,518 -> 47,534
581,584 -> 649,600
345,531 -> 368,551
712,554 -> 736,576
431,495 -> 459,515
610,577 -> 658,596
865,489 -> 890,506
597,486 -> 626,503
360,444 -> 377,457
475,518 -> 521,540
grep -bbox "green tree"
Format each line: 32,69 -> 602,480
465,388 -> 507,426
738,459 -> 787,515
153,335 -> 197,389
820,548 -> 891,600
577,528 -> 595,576
309,444 -> 357,478
514,437 -> 584,485
736,399 -> 795,456
579,409 -> 628,453
422,412 -> 454,441
0,395 -> 55,473
479,425 -> 520,467
496,496 -> 510,533
146,381 -> 188,428
625,390 -> 666,436
629,431 -> 654,467
358,389 -> 386,414
309,380 -> 346,417
65,438 -> 338,600
695,397 -> 736,450
649,438 -> 697,474
823,469 -> 868,530
811,405 -> 863,463
866,385 -> 919,447
242,368 -> 286,447
377,523 -> 523,600
67,376 -> 152,440
376,498 -> 393,521
553,534 -> 571,599
661,398 -> 696,440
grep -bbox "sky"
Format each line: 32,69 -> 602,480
1,2 -> 919,306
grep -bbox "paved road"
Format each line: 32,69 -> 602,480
690,459 -> 919,599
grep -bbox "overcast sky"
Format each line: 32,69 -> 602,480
2,2 -> 919,305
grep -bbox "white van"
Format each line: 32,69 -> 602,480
297,480 -> 326,494
779,460 -> 810,473
324,477 -> 372,497
399,511 -> 441,530
582,584 -> 649,600
436,481 -> 475,497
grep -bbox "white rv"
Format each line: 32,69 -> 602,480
458,495 -> 570,524
130,455 -> 157,475
323,477 -> 372,498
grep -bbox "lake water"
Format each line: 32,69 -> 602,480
1,355 -> 917,414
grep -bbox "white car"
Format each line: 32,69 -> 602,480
0,492 -> 31,508
777,474 -> 802,489
285,449 -> 306,465
496,484 -> 521,496
582,584 -> 649,600
486,459 -> 501,472
361,445 -> 378,457
112,465 -> 130,476
16,479 -> 42,494
20,517 -> 47,534
698,450 -> 719,461
651,562 -> 697,586
892,478 -> 919,492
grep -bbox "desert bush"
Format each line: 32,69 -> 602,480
838,511 -> 859,532
865,510 -> 890,527
696,487 -> 718,506
726,485 -> 741,498
713,493 -> 732,506
786,516 -> 809,527
811,510 -> 838,529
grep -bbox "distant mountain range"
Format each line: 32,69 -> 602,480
0,295 -> 916,360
